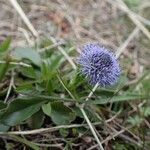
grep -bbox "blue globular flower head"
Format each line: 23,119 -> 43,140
77,43 -> 121,87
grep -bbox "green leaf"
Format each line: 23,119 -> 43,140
0,98 -> 46,126
113,143 -> 128,150
42,102 -> 51,116
0,123 -> 10,132
16,83 -> 34,94
0,37 -> 11,53
90,94 -> 150,105
0,101 -> 7,110
11,47 -> 42,67
140,73 -> 150,95
68,69 -> 85,89
59,128 -> 69,137
0,63 -> 10,82
128,115 -> 143,126
27,110 -> 45,129
49,54 -> 63,72
57,72 -> 75,100
20,66 -> 36,79
50,102 -> 76,125
73,107 -> 83,118
41,55 -> 63,80
140,106 -> 150,117
9,135 -> 40,150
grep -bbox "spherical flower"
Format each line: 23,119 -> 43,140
77,43 -> 121,87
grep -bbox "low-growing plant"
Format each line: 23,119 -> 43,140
0,38 -> 149,149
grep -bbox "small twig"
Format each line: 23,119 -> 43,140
86,83 -> 99,101
38,41 -> 65,53
0,122 -> 102,135
18,27 -> 33,46
50,37 -> 77,70
0,61 -> 31,67
116,27 -> 139,58
107,0 -> 150,39
136,15 -> 150,26
79,106 -> 104,150
9,0 -> 38,38
110,124 -> 148,150
87,126 -> 133,150
4,70 -> 15,103
0,113 -> 119,135
57,0 -> 81,39
34,143 -> 63,148
114,121 -> 141,142
119,134 -> 148,150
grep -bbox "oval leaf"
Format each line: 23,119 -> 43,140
12,47 -> 42,67
0,98 -> 46,126
42,102 -> 51,116
50,102 -> 75,125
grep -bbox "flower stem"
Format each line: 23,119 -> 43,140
57,74 -> 104,150
80,106 -> 104,150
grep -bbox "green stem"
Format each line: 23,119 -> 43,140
80,106 -> 104,150
57,73 -> 104,150
0,62 -> 9,82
